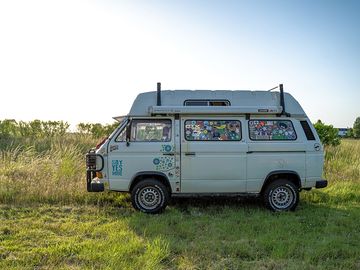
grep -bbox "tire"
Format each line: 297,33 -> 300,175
131,179 -> 169,214
263,179 -> 299,212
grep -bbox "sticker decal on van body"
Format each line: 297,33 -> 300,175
153,157 -> 175,171
112,160 -> 123,176
161,144 -> 173,152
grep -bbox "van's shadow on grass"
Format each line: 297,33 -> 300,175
169,195 -> 264,213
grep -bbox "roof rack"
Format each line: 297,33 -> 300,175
151,82 -> 285,116
149,105 -> 282,115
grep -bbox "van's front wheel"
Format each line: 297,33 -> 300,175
263,179 -> 299,211
131,179 -> 169,214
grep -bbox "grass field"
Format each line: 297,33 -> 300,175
0,136 -> 359,269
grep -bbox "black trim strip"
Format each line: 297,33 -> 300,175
247,151 -> 306,154
172,192 -> 259,198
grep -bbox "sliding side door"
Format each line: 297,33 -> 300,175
180,117 -> 247,193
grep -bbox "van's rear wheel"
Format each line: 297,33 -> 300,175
263,179 -> 299,211
131,179 -> 169,214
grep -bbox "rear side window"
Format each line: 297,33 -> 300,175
249,120 -> 297,141
184,120 -> 241,141
131,119 -> 172,142
300,120 -> 315,140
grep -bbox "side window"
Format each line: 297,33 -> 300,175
184,100 -> 230,106
300,120 -> 315,140
184,120 -> 241,141
131,119 -> 172,142
115,128 -> 126,142
249,120 -> 297,141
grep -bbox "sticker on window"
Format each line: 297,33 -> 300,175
184,120 -> 241,141
249,120 -> 297,140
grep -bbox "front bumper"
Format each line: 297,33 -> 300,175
315,179 -> 328,189
86,150 -> 105,192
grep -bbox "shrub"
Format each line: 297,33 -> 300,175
314,120 -> 340,147
353,117 -> 360,138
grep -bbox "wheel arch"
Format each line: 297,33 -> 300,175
261,170 -> 302,194
129,171 -> 172,194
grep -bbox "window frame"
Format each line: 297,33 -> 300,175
129,119 -> 172,142
248,119 -> 297,141
184,119 -> 242,142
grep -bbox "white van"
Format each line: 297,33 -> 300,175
86,83 -> 327,213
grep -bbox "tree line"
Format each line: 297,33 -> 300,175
0,119 -> 118,139
1,117 -> 360,147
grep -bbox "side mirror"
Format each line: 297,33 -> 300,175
126,121 -> 132,147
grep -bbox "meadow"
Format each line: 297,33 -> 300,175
0,122 -> 359,269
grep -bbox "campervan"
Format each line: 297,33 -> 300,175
86,83 -> 327,213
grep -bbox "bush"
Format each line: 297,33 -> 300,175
314,120 -> 340,147
0,119 -> 70,138
353,117 -> 360,138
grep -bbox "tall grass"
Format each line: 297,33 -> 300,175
0,133 -> 359,206
0,134 -> 112,205
307,139 -> 360,206
324,140 -> 360,183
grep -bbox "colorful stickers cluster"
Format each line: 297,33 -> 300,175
185,120 -> 241,141
249,120 -> 297,140
153,156 -> 175,171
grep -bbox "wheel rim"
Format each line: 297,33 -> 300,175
270,186 -> 294,209
138,186 -> 162,210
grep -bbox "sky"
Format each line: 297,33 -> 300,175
0,0 -> 359,128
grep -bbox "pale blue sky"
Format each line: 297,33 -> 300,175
0,0 -> 359,128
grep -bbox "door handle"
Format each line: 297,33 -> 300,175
185,152 -> 196,156
162,153 -> 174,156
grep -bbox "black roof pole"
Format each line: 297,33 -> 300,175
157,82 -> 161,106
279,84 -> 285,115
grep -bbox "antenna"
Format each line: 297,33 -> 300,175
268,85 -> 279,91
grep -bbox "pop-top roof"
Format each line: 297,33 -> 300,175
127,90 -> 306,117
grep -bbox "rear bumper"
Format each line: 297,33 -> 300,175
315,179 -> 328,189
